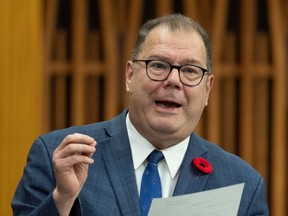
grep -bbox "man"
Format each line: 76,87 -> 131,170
12,13 -> 269,215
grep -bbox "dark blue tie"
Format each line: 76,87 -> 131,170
139,150 -> 164,216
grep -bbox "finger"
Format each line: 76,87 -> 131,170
57,133 -> 96,151
53,154 -> 95,171
55,143 -> 96,159
71,154 -> 94,165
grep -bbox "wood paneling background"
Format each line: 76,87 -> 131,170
0,1 -> 43,215
1,0 -> 287,215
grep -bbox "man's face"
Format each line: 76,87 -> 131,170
126,26 -> 214,148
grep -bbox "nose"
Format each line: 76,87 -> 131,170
163,68 -> 182,88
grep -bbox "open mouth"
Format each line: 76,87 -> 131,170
155,100 -> 182,109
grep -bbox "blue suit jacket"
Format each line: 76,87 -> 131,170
12,109 -> 269,215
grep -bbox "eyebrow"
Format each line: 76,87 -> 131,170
145,54 -> 204,66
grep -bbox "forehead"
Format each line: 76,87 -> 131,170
140,26 -> 207,65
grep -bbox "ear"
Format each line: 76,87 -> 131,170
205,74 -> 214,106
125,61 -> 134,93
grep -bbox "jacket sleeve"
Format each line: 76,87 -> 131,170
244,176 -> 269,216
11,137 -> 82,216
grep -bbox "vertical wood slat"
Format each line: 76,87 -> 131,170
44,0 -> 58,132
207,0 -> 229,145
85,77 -> 100,123
54,31 -> 68,129
283,0 -> 288,37
253,33 -> 269,182
198,0 -> 213,31
122,0 -> 144,108
122,0 -> 144,62
221,33 -> 237,154
221,77 -> 237,153
85,31 -> 100,123
71,0 -> 87,125
182,0 -> 198,19
268,0 -> 287,215
86,31 -> 100,61
114,0 -> 126,33
253,79 -> 269,178
183,0 -> 213,31
239,0 -> 255,164
54,75 -> 68,129
156,0 -> 173,16
99,0 -> 120,120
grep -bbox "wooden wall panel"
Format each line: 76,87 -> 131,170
239,0 -> 255,164
0,1 -> 43,215
43,0 -> 57,132
44,0 -> 121,129
71,0 -> 86,125
206,0 -> 229,145
99,0 -> 120,120
253,33 -> 270,182
268,0 -> 287,214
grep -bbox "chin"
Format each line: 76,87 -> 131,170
150,120 -> 179,134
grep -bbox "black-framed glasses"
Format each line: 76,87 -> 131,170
133,59 -> 208,87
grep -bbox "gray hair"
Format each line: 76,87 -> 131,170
131,13 -> 212,73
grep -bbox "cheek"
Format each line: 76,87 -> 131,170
136,81 -> 155,100
185,88 -> 208,112
129,73 -> 152,98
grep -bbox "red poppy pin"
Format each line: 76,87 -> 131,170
193,157 -> 213,174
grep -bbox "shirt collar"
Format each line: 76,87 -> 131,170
126,113 -> 189,179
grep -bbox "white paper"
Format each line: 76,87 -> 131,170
149,183 -> 244,216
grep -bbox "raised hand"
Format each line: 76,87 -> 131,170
52,133 -> 96,215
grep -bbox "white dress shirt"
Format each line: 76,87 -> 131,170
126,113 -> 189,198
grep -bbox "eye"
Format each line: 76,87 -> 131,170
181,66 -> 201,75
149,61 -> 169,70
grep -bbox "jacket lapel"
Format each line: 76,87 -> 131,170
101,111 -> 141,216
173,133 -> 210,196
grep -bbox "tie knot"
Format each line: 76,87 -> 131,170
148,150 -> 164,164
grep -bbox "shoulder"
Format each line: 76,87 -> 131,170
192,133 -> 262,183
37,109 -> 128,153
191,134 -> 268,213
39,121 -> 107,146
